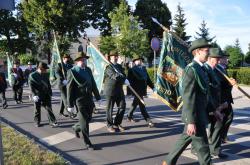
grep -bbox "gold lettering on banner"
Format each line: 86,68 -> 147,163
156,84 -> 172,96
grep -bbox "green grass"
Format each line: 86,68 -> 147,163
2,124 -> 67,165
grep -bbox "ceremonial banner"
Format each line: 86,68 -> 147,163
156,31 -> 193,111
87,42 -> 109,92
49,36 -> 62,86
7,55 -> 13,86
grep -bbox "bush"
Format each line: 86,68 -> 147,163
148,67 -> 250,85
228,67 -> 250,85
18,53 -> 36,65
147,67 -> 156,83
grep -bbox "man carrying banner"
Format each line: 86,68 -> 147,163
215,52 -> 236,143
56,54 -> 73,118
204,48 -> 228,158
104,50 -> 129,133
163,38 -> 211,165
67,52 -> 101,150
24,61 -> 36,101
11,60 -> 24,104
29,62 -> 58,127
127,55 -> 155,127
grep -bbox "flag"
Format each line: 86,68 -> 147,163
49,35 -> 62,86
7,55 -> 13,86
0,0 -> 15,10
155,31 -> 193,111
87,42 -> 109,92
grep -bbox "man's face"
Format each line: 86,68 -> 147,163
63,57 -> 70,63
208,57 -> 219,68
134,59 -> 142,65
110,55 -> 118,64
195,47 -> 209,63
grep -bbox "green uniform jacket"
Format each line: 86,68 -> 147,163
215,64 -> 233,104
67,66 -> 101,108
204,63 -> 221,113
11,67 -> 24,87
0,72 -> 7,92
103,64 -> 126,97
181,61 -> 209,125
56,62 -> 73,90
127,65 -> 154,96
29,71 -> 52,100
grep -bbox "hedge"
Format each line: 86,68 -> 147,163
147,67 -> 250,85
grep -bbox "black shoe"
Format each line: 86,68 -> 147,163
86,144 -> 96,150
114,125 -> 125,132
127,116 -> 137,123
59,113 -> 69,117
19,100 -> 23,104
3,104 -> 8,109
35,123 -> 41,127
16,101 -> 20,104
147,121 -> 154,128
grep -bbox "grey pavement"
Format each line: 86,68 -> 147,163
0,85 -> 250,165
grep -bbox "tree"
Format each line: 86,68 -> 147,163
21,0 -> 94,58
0,9 -> 18,54
224,45 -> 242,68
172,3 -> 191,43
134,0 -> 172,66
195,20 -> 215,42
100,0 -> 149,60
244,43 -> 250,64
99,35 -> 116,55
90,0 -> 121,36
234,38 -> 244,66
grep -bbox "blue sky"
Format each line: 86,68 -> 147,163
128,0 -> 250,53
15,0 -> 250,53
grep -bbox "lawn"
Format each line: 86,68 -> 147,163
1,124 -> 67,165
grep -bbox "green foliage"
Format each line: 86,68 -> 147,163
173,3 -> 191,43
245,51 -> 250,64
147,67 -> 156,83
106,0 -> 150,59
18,53 -> 36,65
224,45 -> 243,68
195,20 -> 215,42
134,0 -> 172,38
3,125 -> 66,164
228,68 -> 250,85
91,0 -> 121,36
99,35 -> 117,55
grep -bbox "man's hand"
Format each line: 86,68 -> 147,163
62,79 -> 68,86
32,96 -> 39,102
187,123 -> 196,136
124,79 -> 130,86
67,107 -> 77,114
229,78 -> 237,86
214,110 -> 224,122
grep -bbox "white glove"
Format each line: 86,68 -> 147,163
62,80 -> 68,86
124,79 -> 130,86
67,107 -> 77,114
13,73 -> 18,78
33,96 -> 39,102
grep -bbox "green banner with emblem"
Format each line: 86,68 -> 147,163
155,31 -> 193,111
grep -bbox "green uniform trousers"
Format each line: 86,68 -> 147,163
165,124 -> 211,165
221,104 -> 233,140
34,99 -> 56,124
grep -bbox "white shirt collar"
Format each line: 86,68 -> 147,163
194,57 -> 203,66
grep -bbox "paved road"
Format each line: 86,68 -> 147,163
1,86 -> 250,165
